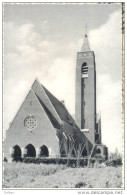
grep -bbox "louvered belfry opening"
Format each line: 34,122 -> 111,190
82,62 -> 88,78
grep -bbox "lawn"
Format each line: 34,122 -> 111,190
3,162 -> 123,189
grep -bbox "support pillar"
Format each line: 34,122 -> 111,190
8,147 -> 14,163
9,147 -> 14,158
36,148 -> 41,158
21,148 -> 27,158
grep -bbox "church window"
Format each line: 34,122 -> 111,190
81,147 -> 87,157
24,116 -> 37,131
96,148 -> 101,154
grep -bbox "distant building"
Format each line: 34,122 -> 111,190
4,24 -> 108,161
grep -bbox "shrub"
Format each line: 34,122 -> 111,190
3,157 -> 8,162
21,157 -> 88,167
105,157 -> 122,167
75,182 -> 86,188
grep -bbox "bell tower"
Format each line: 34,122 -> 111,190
75,23 -> 96,144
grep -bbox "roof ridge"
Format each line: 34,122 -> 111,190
32,79 -> 62,124
42,85 -> 75,125
35,93 -> 61,129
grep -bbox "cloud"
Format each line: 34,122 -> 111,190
77,10 -> 122,152
89,10 -> 122,153
97,74 -> 122,153
89,10 -> 122,81
3,20 -> 76,132
3,10 -> 122,153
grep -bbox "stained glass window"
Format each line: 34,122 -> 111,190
24,116 -> 37,130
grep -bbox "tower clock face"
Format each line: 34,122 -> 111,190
24,116 -> 37,131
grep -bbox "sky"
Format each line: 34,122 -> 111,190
3,3 -> 123,153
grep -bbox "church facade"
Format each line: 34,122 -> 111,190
4,27 -> 108,161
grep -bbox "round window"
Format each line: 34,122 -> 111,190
24,116 -> 37,130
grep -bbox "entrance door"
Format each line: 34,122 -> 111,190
40,145 -> 49,157
25,144 -> 36,157
13,145 -> 21,161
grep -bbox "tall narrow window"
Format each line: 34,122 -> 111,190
82,62 -> 88,78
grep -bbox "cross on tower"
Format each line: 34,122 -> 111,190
85,22 -> 87,37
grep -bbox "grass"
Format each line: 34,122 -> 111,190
3,162 -> 123,188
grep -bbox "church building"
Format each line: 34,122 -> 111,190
4,25 -> 108,161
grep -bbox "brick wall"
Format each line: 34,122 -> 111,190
4,89 -> 59,159
75,51 -> 96,144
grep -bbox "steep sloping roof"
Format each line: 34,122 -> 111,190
81,23 -> 91,52
32,79 -> 61,124
35,94 -> 60,129
32,79 -> 75,126
32,79 -> 93,152
42,85 -> 75,126
81,34 -> 91,52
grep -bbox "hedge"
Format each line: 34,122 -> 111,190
105,157 -> 122,167
20,157 -> 88,167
